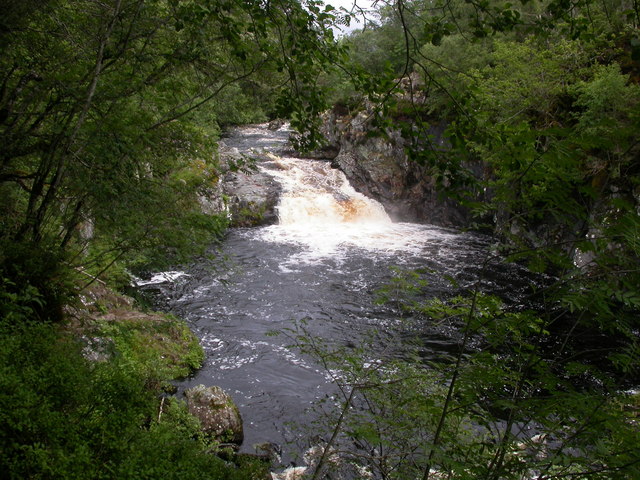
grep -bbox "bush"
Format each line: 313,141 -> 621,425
0,241 -> 73,323
0,316 -> 265,479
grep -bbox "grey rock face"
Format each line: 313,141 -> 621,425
221,167 -> 281,227
217,146 -> 282,227
316,108 -> 474,227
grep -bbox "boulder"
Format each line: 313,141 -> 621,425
79,335 -> 114,363
184,384 -> 244,447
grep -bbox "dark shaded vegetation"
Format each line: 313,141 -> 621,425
0,0 -> 341,477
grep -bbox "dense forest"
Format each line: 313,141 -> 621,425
1,0 -> 638,479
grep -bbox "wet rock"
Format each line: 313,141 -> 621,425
221,168 -> 281,227
198,183 -> 226,216
252,442 -> 282,466
184,384 -> 244,447
314,106 -> 477,227
193,140 -> 282,226
270,444 -> 367,480
79,335 -> 114,363
218,146 -> 282,227
270,466 -> 307,480
268,118 -> 286,130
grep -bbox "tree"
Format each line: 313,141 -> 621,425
0,0 -> 346,314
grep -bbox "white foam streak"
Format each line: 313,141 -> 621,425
134,270 -> 188,286
256,222 -> 451,262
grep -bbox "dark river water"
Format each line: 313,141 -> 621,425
138,124 -> 533,461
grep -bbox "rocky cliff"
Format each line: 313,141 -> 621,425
314,107 -> 474,228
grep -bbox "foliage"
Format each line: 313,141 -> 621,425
336,0 -> 640,301
230,202 -> 271,228
286,280 -> 640,479
0,2 -> 348,477
2,0 -> 639,477
0,302 -> 267,479
0,0 -> 348,310
96,312 -> 205,383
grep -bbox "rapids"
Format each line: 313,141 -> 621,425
139,124 -> 532,461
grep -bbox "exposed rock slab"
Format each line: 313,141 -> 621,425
218,147 -> 282,227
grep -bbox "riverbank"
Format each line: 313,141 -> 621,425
64,279 -> 205,383
0,277 -> 270,479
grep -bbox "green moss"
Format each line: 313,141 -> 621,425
67,283 -> 204,385
231,202 -> 268,227
1,263 -> 270,478
98,313 -> 205,382
0,318 -> 267,480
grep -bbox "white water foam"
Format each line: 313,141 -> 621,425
255,222 -> 458,261
254,155 -> 459,263
267,157 -> 390,226
134,270 -> 188,286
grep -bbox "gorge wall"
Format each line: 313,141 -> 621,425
313,107 -> 475,228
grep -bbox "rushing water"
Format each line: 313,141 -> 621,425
139,124 -> 533,460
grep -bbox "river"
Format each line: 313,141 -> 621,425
138,124 -> 533,462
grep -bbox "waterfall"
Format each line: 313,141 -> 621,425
254,154 -> 450,262
264,156 -> 390,226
